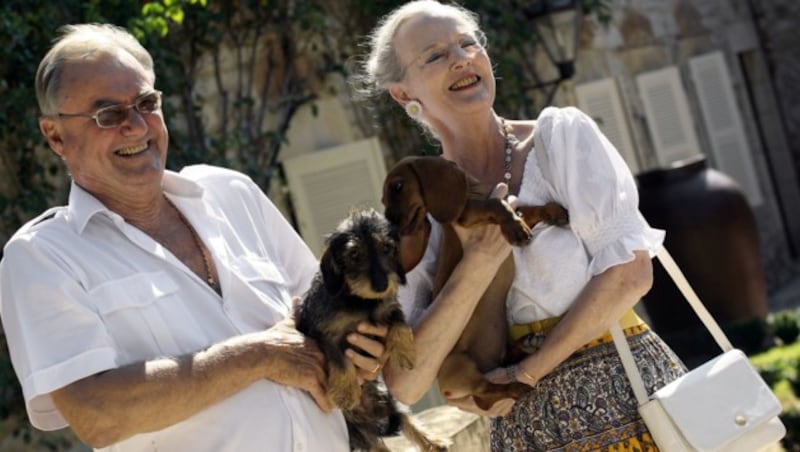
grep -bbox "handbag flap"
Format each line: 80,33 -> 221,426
652,349 -> 782,450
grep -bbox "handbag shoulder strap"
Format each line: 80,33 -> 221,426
610,324 -> 649,404
611,246 -> 734,405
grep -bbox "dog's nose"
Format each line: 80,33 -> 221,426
384,209 -> 399,226
370,263 -> 389,293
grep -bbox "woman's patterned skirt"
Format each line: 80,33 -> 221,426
490,328 -> 686,451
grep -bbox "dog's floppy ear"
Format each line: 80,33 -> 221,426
397,220 -> 430,273
320,238 -> 345,295
409,157 -> 468,224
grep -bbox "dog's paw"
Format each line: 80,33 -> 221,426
543,202 -> 569,227
327,366 -> 361,410
500,217 -> 533,246
329,382 -> 361,411
394,348 -> 416,370
387,325 -> 416,370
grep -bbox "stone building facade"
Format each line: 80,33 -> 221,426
565,0 -> 800,295
748,0 -> 800,286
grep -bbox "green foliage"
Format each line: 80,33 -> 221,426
751,343 -> 800,450
582,0 -> 612,23
125,0 -> 356,188
770,309 -> 800,346
0,0 -> 143,249
781,405 -> 800,451
0,332 -> 22,420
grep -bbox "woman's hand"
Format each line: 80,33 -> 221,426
346,321 -> 388,383
452,183 -> 515,260
484,362 -> 538,387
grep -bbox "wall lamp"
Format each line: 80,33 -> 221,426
521,0 -> 583,104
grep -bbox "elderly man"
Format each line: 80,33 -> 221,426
0,23 -> 387,451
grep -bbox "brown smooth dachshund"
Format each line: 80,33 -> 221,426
382,156 -> 569,410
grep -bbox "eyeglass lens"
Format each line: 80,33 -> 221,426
96,91 -> 161,128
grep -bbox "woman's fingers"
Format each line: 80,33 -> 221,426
346,322 -> 388,382
356,321 -> 388,340
346,348 -> 382,382
490,182 -> 509,200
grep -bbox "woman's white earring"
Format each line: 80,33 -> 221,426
405,100 -> 423,119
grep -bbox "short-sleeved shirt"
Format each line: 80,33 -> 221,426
398,107 -> 664,326
0,165 -> 348,452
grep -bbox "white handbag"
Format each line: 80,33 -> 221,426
611,247 -> 786,451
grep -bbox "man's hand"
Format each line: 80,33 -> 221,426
346,321 -> 388,384
262,319 -> 332,411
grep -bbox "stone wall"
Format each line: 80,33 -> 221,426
558,0 -> 800,294
384,406 -> 490,452
748,0 -> 800,284
751,0 -> 800,178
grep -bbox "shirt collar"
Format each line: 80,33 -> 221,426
67,170 -> 206,234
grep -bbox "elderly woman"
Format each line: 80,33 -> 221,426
354,1 -> 686,450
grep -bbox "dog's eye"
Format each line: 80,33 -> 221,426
346,248 -> 361,261
391,181 -> 403,193
375,241 -> 396,256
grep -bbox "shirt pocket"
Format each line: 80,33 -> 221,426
90,272 -> 191,364
226,255 -> 292,331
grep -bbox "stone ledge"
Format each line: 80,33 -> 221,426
384,405 -> 490,451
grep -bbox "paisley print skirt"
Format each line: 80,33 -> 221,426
490,329 -> 686,451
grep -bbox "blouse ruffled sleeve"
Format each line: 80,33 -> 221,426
534,106 -> 664,276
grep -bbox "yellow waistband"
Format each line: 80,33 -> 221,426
509,309 -> 646,343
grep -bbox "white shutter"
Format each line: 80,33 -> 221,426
689,51 -> 763,205
283,137 -> 388,256
636,66 -> 703,166
575,77 -> 640,174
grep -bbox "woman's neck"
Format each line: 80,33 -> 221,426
439,112 -> 506,184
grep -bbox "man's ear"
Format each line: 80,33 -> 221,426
39,117 -> 65,158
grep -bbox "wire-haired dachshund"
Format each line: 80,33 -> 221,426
382,156 -> 569,410
294,208 -> 449,451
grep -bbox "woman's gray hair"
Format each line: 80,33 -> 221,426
36,23 -> 155,115
352,0 -> 485,99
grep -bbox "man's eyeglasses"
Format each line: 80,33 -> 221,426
55,90 -> 162,129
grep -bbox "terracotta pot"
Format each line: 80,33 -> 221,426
637,156 -> 769,364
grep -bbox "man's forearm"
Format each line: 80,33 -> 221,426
53,331 -> 270,447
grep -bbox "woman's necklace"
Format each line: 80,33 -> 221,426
166,198 -> 220,294
500,118 -> 519,187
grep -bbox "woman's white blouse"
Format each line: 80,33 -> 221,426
398,107 -> 664,326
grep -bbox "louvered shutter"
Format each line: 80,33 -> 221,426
689,51 -> 763,205
575,77 -> 640,174
282,137 -> 388,256
636,66 -> 703,166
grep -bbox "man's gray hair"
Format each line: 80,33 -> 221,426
35,23 -> 155,115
